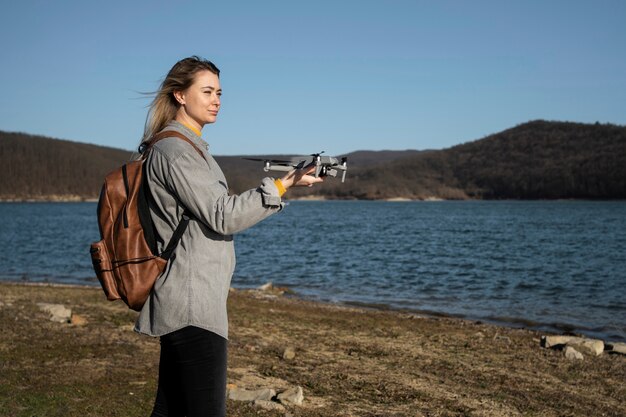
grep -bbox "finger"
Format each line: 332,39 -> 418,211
299,161 -> 319,172
302,166 -> 317,176
306,176 -> 324,185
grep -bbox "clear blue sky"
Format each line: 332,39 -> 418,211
1,0 -> 624,155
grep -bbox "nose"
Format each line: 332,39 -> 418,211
213,93 -> 220,107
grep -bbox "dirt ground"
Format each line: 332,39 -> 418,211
1,282 -> 624,417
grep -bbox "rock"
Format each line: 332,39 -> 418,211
228,388 -> 276,402
70,314 -> 87,326
277,386 -> 304,406
254,399 -> 285,411
283,346 -> 296,361
564,346 -> 584,360
37,303 -> 71,323
567,339 -> 604,356
541,335 -> 604,355
606,342 -> 626,355
258,282 -> 273,291
541,335 -> 576,348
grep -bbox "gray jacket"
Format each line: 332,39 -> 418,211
134,121 -> 282,339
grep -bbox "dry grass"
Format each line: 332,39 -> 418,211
1,282 -> 624,417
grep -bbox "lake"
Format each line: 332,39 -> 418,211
0,200 -> 624,342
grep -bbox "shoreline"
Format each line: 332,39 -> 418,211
0,196 -> 434,203
5,278 -> 624,344
1,281 -> 624,416
3,196 -> 626,203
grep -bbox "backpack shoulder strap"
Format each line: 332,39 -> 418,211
141,130 -> 205,158
140,130 -> 201,259
159,213 -> 192,260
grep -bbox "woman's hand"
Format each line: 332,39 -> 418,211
280,164 -> 324,190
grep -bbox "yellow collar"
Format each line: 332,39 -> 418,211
180,122 -> 202,137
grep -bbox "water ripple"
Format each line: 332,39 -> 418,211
1,200 -> 625,342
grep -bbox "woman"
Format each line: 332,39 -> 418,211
134,56 -> 322,417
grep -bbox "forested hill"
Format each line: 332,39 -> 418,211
0,131 -> 133,200
1,120 -> 625,201
448,120 -> 626,199
316,120 -> 626,200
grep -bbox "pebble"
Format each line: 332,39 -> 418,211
283,346 -> 296,361
258,282 -> 273,291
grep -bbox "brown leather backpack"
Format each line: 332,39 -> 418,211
89,130 -> 203,311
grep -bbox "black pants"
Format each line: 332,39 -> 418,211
151,326 -> 228,417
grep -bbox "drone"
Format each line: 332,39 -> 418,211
244,152 -> 348,182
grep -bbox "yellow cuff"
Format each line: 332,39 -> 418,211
274,179 -> 286,197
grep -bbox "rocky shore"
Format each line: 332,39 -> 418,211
0,195 -> 99,202
1,282 -> 625,417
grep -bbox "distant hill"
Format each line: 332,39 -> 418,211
0,131 -> 132,200
1,120 -> 625,201
276,120 -> 626,200
336,120 -> 626,200
446,120 -> 626,199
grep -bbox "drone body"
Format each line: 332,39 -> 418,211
245,152 -> 348,182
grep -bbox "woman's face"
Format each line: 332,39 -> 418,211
176,70 -> 222,127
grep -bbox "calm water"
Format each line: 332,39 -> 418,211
0,201 -> 624,342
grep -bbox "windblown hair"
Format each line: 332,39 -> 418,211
141,56 -> 220,145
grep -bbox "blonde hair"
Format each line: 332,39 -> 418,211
141,56 -> 220,145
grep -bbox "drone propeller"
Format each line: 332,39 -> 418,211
243,157 -> 292,164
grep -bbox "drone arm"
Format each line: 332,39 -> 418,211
265,164 -> 295,173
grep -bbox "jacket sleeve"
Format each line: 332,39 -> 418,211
154,147 -> 283,236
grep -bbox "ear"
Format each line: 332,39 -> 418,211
173,90 -> 185,106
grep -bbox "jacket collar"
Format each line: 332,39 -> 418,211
166,120 -> 210,152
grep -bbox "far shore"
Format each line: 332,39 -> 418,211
3,195 -> 625,203
0,196 -> 432,203
2,281 -> 625,416
0,195 -> 99,203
